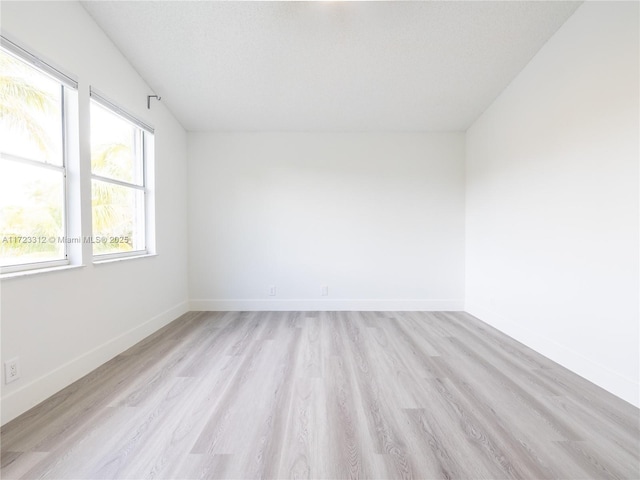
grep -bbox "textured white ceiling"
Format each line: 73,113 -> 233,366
81,1 -> 581,131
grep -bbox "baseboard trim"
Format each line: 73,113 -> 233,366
465,301 -> 639,408
189,298 -> 465,312
0,300 -> 189,426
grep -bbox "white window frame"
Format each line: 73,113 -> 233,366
89,88 -> 154,261
0,36 -> 78,275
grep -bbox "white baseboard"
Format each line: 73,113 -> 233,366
189,298 -> 465,312
0,301 -> 189,426
465,301 -> 639,408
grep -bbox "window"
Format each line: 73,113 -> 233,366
0,39 -> 77,273
90,90 -> 154,259
0,35 -> 155,275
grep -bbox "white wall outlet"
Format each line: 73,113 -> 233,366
4,357 -> 20,384
269,285 -> 276,296
321,285 -> 329,296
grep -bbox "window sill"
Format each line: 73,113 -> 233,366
0,264 -> 85,280
93,253 -> 157,265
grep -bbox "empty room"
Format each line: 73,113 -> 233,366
0,0 -> 638,478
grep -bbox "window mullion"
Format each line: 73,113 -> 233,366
90,174 -> 145,190
0,153 -> 66,173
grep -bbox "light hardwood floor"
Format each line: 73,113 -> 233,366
1,311 -> 638,479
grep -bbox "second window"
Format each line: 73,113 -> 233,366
90,93 -> 152,258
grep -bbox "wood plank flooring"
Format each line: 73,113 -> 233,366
1,311 -> 638,479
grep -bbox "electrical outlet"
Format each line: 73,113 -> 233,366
321,285 -> 329,296
4,357 -> 20,384
269,285 -> 276,296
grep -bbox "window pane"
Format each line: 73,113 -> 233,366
0,160 -> 65,266
92,179 -> 144,255
90,102 -> 143,185
0,48 -> 63,165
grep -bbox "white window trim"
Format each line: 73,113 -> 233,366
0,38 -> 76,275
89,87 -> 154,133
89,90 -> 154,262
94,251 -> 152,262
1,259 -> 69,275
0,34 -> 78,89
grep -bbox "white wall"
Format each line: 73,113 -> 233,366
188,133 -> 465,311
2,0 -> 635,426
465,2 -> 639,406
0,2 -> 189,424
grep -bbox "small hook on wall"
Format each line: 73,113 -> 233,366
147,95 -> 161,109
